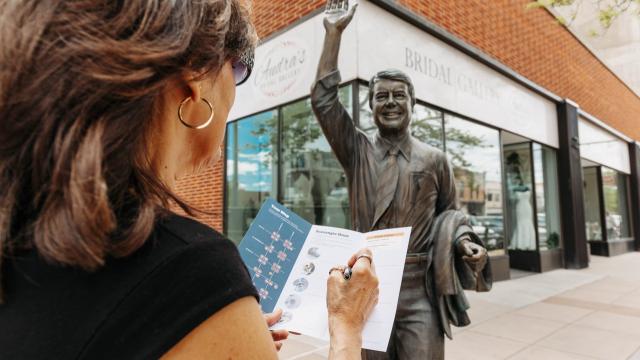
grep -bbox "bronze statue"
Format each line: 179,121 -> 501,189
311,1 -> 493,359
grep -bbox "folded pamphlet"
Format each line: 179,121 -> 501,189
238,198 -> 410,351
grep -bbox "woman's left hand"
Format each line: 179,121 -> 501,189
264,308 -> 290,351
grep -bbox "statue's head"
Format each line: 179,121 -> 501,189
368,69 -> 416,136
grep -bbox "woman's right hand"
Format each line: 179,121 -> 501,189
326,248 -> 379,339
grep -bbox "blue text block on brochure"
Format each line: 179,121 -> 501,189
237,198 -> 312,313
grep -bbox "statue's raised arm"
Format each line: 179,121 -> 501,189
316,0 -> 358,80
311,0 -> 359,172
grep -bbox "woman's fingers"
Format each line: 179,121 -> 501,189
264,308 -> 283,327
266,309 -> 289,351
326,248 -> 379,332
271,329 -> 289,342
347,248 -> 373,268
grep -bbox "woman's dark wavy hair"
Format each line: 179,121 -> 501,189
0,0 -> 256,301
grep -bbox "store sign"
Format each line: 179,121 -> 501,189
229,15 -> 357,121
579,117 -> 630,174
253,40 -> 308,98
404,48 -> 500,104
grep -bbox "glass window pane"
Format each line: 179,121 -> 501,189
411,105 -> 444,150
358,84 -> 376,135
225,111 -> 278,243
602,168 -> 632,240
444,115 -> 504,255
583,167 -> 603,241
533,144 -> 562,250
280,87 -> 352,228
339,84 -> 353,116
504,143 -> 536,251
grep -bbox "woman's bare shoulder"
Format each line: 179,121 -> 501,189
162,296 -> 278,360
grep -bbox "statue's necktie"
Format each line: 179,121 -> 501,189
373,147 -> 400,228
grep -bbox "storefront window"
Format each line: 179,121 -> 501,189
504,143 -> 536,251
225,85 -> 355,242
602,168 -> 632,241
533,144 -> 562,250
280,87 -> 352,228
583,167 -> 603,241
225,110 -> 278,243
444,115 -> 504,255
358,84 -> 376,134
411,105 -> 444,150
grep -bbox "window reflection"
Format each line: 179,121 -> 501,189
225,111 -> 278,243
411,105 -> 444,150
280,87 -> 352,228
444,115 -> 505,254
602,168 -> 631,241
358,84 -> 376,135
583,167 -> 603,241
533,144 -> 562,250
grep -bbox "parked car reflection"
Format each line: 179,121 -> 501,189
470,215 -> 504,251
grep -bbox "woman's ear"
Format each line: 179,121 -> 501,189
179,71 -> 203,103
186,80 -> 202,103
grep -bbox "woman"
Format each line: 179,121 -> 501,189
0,1 -> 379,359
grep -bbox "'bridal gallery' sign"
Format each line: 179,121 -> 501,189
230,0 -> 558,149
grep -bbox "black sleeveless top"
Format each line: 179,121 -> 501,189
0,214 -> 258,359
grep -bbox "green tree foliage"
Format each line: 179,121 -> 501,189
527,0 -> 640,32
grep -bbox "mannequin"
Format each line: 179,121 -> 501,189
509,175 -> 536,250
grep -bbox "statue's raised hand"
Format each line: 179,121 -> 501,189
324,0 -> 358,33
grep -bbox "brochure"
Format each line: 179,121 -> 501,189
238,198 -> 410,351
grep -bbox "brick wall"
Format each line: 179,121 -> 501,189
251,0 -> 325,38
175,0 -> 640,232
174,157 -> 225,231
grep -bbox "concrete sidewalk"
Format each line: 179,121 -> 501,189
277,253 -> 640,360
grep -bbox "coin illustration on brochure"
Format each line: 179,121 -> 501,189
293,278 -> 309,292
285,294 -> 301,309
303,262 -> 315,275
307,247 -> 320,259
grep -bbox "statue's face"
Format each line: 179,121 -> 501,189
371,79 -> 412,135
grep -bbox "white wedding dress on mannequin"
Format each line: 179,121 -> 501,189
510,190 -> 536,250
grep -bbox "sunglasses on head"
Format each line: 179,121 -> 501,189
232,51 -> 254,86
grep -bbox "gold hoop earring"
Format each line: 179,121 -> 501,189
178,97 -> 214,130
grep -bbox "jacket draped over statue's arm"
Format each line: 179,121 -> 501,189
429,210 -> 493,339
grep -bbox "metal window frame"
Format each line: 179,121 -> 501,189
596,166 -> 608,242
529,142 -> 541,252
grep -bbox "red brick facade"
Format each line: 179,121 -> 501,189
174,159 -> 225,231
176,0 -> 640,230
